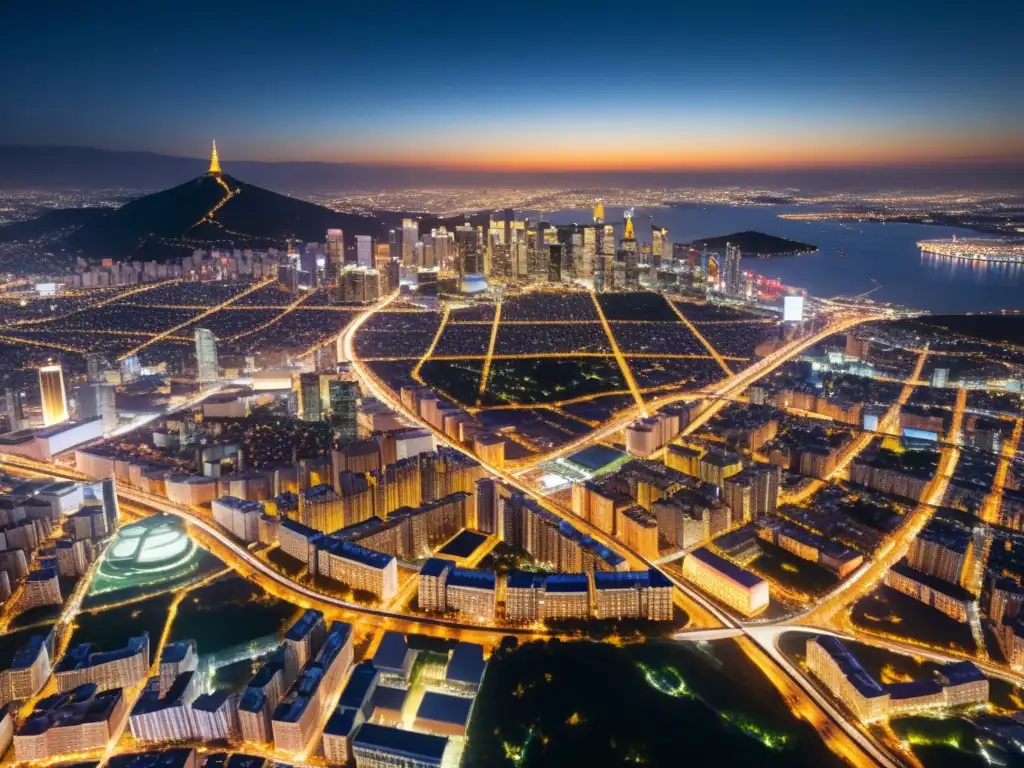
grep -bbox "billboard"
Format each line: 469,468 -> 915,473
783,295 -> 805,323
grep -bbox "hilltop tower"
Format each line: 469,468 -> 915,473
209,140 -> 222,175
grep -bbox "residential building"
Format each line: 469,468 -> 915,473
681,547 -> 768,616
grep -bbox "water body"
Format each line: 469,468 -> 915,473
538,205 -> 1024,314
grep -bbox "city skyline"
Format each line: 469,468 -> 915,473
3,2 -> 1023,172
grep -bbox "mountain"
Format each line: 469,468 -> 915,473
687,230 -> 818,257
63,167 -> 379,261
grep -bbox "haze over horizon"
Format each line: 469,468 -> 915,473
3,1 -> 1023,177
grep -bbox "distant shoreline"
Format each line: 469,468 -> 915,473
684,229 -> 818,258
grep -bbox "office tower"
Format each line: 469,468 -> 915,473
326,229 -> 345,276
593,201 -> 605,223
38,364 -> 68,426
547,244 -> 563,283
193,329 -> 219,384
4,388 -> 26,431
620,214 -> 637,253
652,226 -> 668,268
102,476 -> 120,529
297,373 -> 322,422
454,224 -> 480,276
328,375 -> 359,444
401,218 -> 419,266
432,227 -> 453,272
723,243 -> 742,295
355,235 -> 372,268
931,368 -> 950,388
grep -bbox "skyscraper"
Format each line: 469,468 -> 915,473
723,243 -> 742,295
194,328 -> 219,384
355,236 -> 372,268
454,224 -> 480,276
298,373 -> 322,422
326,229 -> 344,275
328,371 -> 359,444
401,218 -> 419,266
652,226 -> 669,268
593,201 -> 605,223
620,214 -> 637,254
547,244 -> 563,284
38,364 -> 68,427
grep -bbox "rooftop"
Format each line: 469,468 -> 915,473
446,567 -> 496,590
420,557 -> 455,579
415,691 -> 473,726
437,529 -> 489,559
285,609 -> 324,642
543,573 -> 590,593
371,684 -> 407,715
374,632 -> 414,673
338,661 -> 378,710
353,723 -> 449,763
446,643 -> 486,687
687,547 -> 765,589
317,536 -> 395,570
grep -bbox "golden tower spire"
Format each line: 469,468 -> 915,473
623,212 -> 635,240
209,140 -> 222,174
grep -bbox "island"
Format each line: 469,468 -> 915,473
686,230 -> 818,258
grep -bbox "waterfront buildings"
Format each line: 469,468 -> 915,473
129,671 -> 198,744
681,547 -> 768,615
238,652 -> 287,745
0,631 -> 53,706
158,642 -> 198,693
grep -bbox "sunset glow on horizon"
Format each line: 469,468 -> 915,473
2,2 -> 1022,173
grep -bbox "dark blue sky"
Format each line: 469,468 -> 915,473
3,1 -> 1022,170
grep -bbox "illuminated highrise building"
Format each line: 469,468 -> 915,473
38,364 -> 68,426
652,226 -> 669,268
326,229 -> 345,277
401,218 -> 419,266
547,244 -> 563,283
620,213 -> 637,254
593,201 -> 605,223
723,243 -> 742,295
193,328 -> 219,384
431,227 -> 453,271
454,224 -> 480,276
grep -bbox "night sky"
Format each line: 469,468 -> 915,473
3,1 -> 1022,170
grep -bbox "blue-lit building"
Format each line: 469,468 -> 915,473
352,722 -> 451,768
413,691 -> 474,737
373,632 -> 417,682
